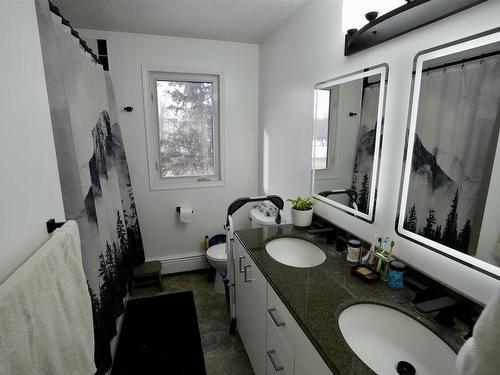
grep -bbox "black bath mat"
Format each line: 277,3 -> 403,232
111,291 -> 206,375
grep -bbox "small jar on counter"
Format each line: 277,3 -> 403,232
346,239 -> 362,263
387,260 -> 407,289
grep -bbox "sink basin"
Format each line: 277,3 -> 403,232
265,237 -> 326,268
338,303 -> 456,375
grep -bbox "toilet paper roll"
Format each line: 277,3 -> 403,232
179,207 -> 193,223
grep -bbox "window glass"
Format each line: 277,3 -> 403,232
156,80 -> 215,178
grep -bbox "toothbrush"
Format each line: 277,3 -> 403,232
376,236 -> 390,274
362,234 -> 376,264
366,233 -> 378,265
374,236 -> 384,270
383,240 -> 395,279
375,252 -> 384,273
382,235 -> 390,255
388,240 -> 395,261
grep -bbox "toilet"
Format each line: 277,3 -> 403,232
249,207 -> 279,228
206,206 -> 280,294
206,243 -> 227,294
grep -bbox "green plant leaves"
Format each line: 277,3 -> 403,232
287,196 -> 314,211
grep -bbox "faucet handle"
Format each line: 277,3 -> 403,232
307,227 -> 336,244
405,276 -> 430,304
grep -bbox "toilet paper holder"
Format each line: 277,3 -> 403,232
176,207 -> 194,214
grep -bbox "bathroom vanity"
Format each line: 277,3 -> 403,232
233,224 -> 466,375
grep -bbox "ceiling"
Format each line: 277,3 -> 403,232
51,0 -> 309,44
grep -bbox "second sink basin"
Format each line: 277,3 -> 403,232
265,237 -> 326,268
339,303 -> 457,375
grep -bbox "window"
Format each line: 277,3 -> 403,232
144,70 -> 223,190
312,89 -> 332,170
312,87 -> 339,179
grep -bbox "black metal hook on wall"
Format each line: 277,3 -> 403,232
46,218 -> 65,233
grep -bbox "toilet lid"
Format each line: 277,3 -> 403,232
207,243 -> 227,260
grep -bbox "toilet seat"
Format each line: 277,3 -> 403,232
206,243 -> 226,261
206,243 -> 227,295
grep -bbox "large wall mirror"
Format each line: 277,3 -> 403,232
311,65 -> 388,222
397,29 -> 500,278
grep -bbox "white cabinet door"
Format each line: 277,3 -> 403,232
235,238 -> 332,375
268,284 -> 333,375
294,329 -> 333,375
266,314 -> 293,375
234,238 -> 267,375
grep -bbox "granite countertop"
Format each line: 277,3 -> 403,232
235,224 -> 466,375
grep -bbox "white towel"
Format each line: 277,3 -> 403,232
0,221 -> 96,375
456,287 -> 500,375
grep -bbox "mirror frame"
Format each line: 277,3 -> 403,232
311,64 -> 388,223
396,29 -> 500,280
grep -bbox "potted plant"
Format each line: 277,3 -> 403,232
287,196 -> 314,227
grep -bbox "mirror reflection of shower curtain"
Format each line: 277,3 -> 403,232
35,1 -> 145,373
351,83 -> 380,214
403,55 -> 500,256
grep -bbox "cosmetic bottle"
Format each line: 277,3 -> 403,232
346,239 -> 362,263
387,260 -> 407,289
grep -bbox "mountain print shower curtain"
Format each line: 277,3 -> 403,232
35,1 -> 145,373
351,81 -> 380,214
403,53 -> 500,258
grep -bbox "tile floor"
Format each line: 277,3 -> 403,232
130,270 -> 254,375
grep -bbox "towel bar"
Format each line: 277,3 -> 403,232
46,218 -> 65,233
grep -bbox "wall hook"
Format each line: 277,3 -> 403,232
46,218 -> 65,233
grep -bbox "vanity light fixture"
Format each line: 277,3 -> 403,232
343,0 -> 488,56
341,0 -> 406,35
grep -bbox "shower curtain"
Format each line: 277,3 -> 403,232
351,82 -> 380,214
35,1 -> 145,373
403,54 -> 500,256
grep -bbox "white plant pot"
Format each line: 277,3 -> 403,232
291,208 -> 313,227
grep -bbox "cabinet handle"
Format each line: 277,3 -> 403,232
268,308 -> 286,327
239,256 -> 246,273
244,264 -> 251,282
267,350 -> 284,371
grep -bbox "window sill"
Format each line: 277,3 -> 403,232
149,179 -> 226,191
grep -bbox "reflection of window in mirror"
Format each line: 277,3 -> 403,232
313,89 -> 332,170
398,32 -> 500,275
313,88 -> 338,173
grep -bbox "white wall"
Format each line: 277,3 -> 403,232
79,29 -> 259,265
0,0 -> 65,282
259,0 -> 500,303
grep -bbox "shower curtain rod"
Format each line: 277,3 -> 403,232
48,1 -> 102,66
415,49 -> 500,75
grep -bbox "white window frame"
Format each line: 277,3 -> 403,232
142,65 -> 225,190
313,87 -> 340,180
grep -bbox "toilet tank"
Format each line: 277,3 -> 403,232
249,207 -> 278,228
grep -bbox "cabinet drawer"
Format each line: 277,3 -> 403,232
267,314 -> 293,375
267,284 -> 298,347
267,284 -> 333,375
